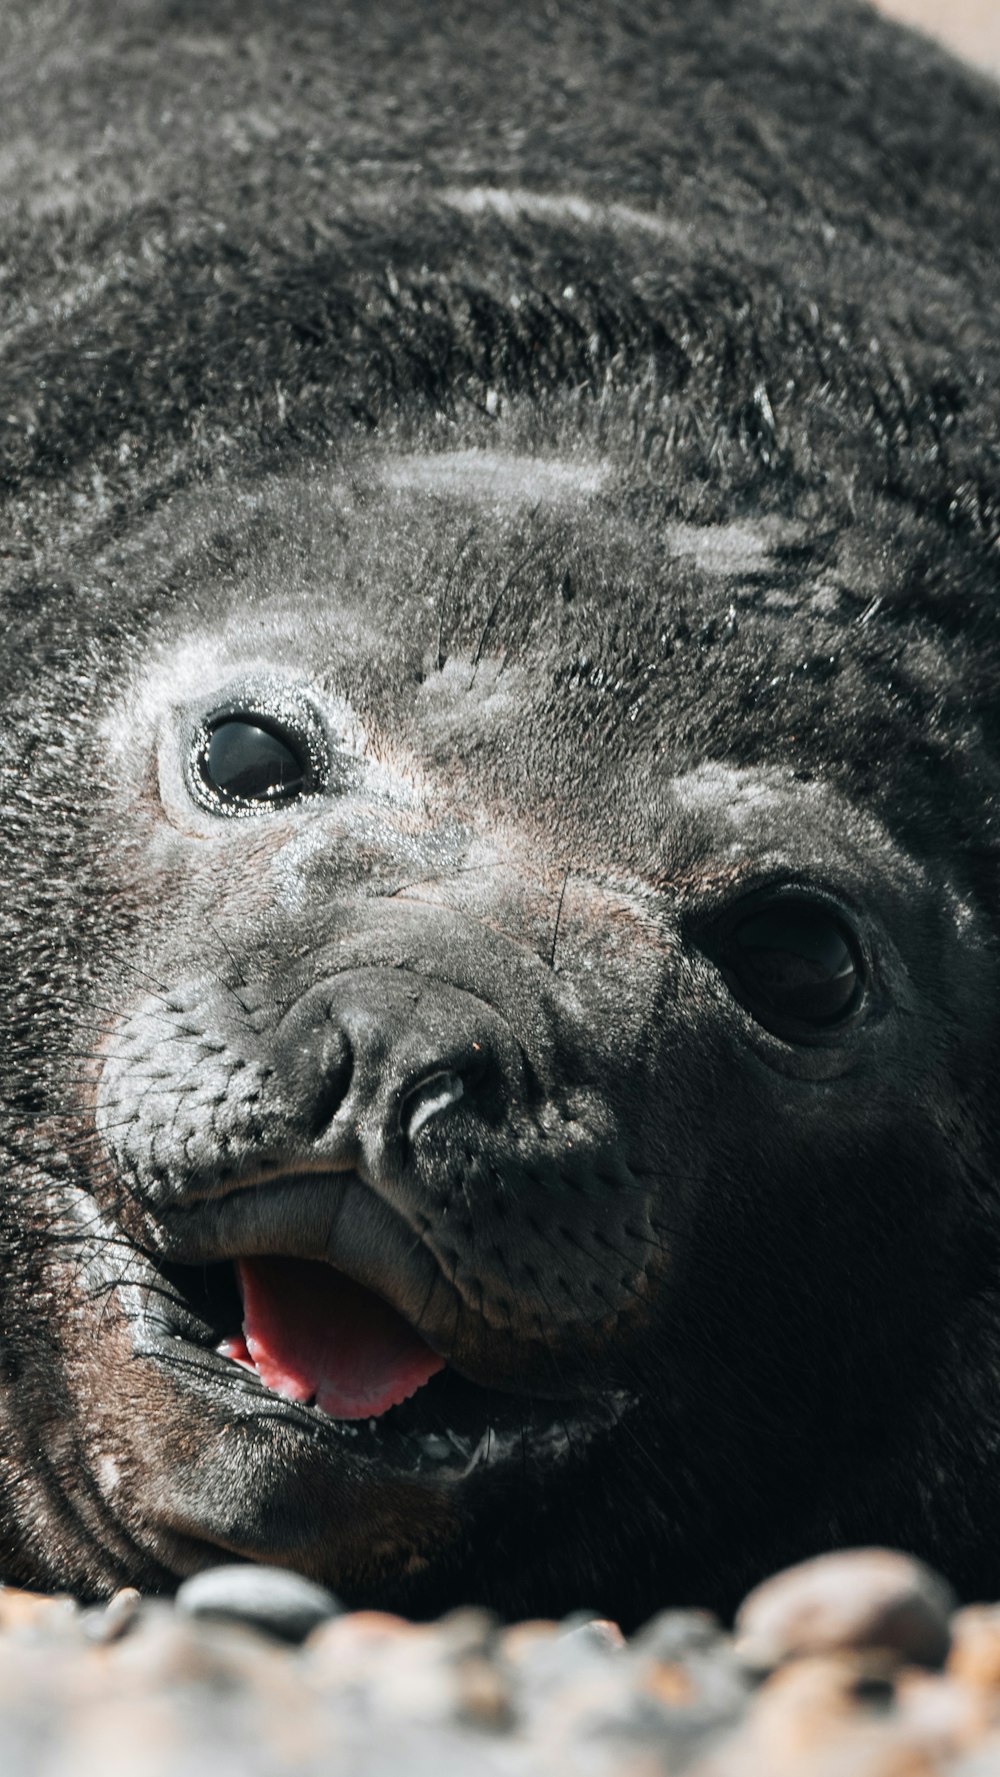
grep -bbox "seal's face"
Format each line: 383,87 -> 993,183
20,449 -> 986,1619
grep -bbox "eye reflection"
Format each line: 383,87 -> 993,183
201,718 -> 307,804
719,901 -> 864,1032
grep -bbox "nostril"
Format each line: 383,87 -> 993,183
308,1023 -> 355,1136
402,1069 -> 465,1141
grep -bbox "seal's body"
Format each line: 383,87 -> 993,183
1,1 -> 998,1622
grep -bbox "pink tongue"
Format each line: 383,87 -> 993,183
226,1256 -> 445,1420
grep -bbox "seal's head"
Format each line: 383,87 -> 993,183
1,0 -> 999,1620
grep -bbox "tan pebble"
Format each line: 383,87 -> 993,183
498,1619 -> 559,1666
896,1668 -> 991,1754
306,1608 -> 414,1652
735,1549 -> 954,1671
305,1609 -> 423,1686
748,1653 -> 866,1744
85,1587 -> 143,1646
368,1645 -> 461,1723
454,1653 -> 514,1731
947,1605 -> 1000,1692
307,1613 -> 459,1714
0,1586 -> 78,1636
434,1606 -> 498,1657
337,1623 -> 509,1729
108,1607 -> 290,1688
531,1667 -> 670,1767
643,1661 -> 697,1706
718,1654 -> 931,1777
106,1587 -> 142,1615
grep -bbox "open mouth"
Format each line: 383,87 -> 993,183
154,1244 -> 632,1479
221,1255 -> 446,1418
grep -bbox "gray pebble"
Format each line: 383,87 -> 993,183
557,1613 -> 624,1653
176,1563 -> 342,1644
632,1609 -> 749,1715
82,1585 -> 143,1645
630,1608 -> 725,1662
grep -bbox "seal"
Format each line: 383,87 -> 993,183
1,0 -> 999,1624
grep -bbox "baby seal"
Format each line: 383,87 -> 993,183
0,0 -> 998,1624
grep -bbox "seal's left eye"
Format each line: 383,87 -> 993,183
200,718 -> 307,804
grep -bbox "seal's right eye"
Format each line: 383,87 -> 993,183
198,717 -> 308,806
706,894 -> 867,1040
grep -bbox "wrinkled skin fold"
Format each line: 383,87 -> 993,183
0,0 -> 998,1624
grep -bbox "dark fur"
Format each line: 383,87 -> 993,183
1,0 -> 999,1623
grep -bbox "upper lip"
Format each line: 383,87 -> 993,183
181,1156 -> 365,1208
145,1165 -> 604,1402
159,1167 -> 448,1333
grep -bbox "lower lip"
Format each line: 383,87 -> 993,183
207,1335 -> 632,1478
136,1303 -> 631,1482
117,1215 -> 636,1481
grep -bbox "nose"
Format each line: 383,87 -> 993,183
275,969 -> 523,1164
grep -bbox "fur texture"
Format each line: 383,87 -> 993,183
0,0 -> 999,1622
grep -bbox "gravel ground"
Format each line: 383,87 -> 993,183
5,1549 -> 1000,1775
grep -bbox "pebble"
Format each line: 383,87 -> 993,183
1,1549 -> 999,1774
83,1586 -> 142,1645
0,1586 -> 79,1641
557,1615 -> 627,1653
947,1605 -> 1000,1692
631,1608 -> 725,1663
176,1563 -> 342,1643
734,1547 -> 955,1672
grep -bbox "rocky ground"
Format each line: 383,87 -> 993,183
5,1549 -> 1000,1774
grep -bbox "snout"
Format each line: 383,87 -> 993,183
94,899 -> 662,1439
272,967 -> 527,1179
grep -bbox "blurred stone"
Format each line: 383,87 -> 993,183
639,1646 -> 749,1716
176,1563 -> 341,1644
304,1610 -> 425,1698
558,1616 -> 626,1653
734,1549 -> 954,1672
306,1610 -> 512,1732
110,1603 -> 294,1689
0,1586 -> 79,1642
953,1734 -> 1000,1777
0,1568 -> 996,1772
948,1605 -> 1000,1691
631,1608 -> 725,1662
643,1662 -> 697,1707
630,1604 -> 751,1754
896,1667 -> 991,1756
532,1655 -> 744,1777
433,1607 -> 498,1659
497,1619 -> 559,1669
703,1653 -> 917,1776
513,1614 -> 628,1705
370,1635 -> 505,1728
83,1586 -> 142,1645
453,1654 -> 514,1732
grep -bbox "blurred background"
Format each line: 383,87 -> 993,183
877,0 -> 1000,75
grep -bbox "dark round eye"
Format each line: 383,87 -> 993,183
719,902 -> 863,1032
199,718 -> 307,805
